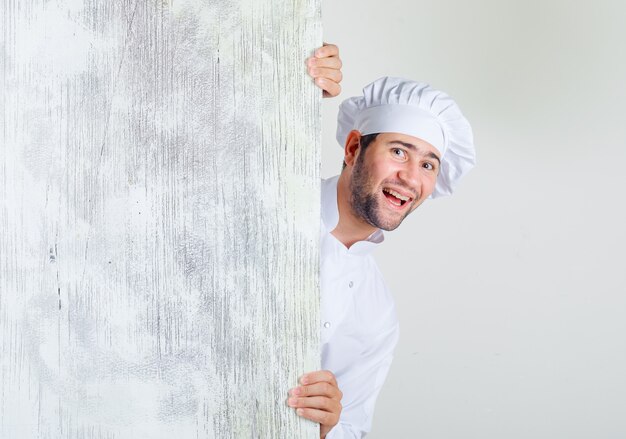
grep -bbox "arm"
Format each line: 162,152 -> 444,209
289,320 -> 400,438
325,321 -> 400,438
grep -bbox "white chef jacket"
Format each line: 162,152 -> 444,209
320,175 -> 400,439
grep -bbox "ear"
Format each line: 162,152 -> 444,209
343,130 -> 362,167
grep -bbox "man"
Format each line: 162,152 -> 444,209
290,75 -> 476,438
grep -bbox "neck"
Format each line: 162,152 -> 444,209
331,172 -> 378,249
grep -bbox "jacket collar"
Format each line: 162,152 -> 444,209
321,175 -> 384,255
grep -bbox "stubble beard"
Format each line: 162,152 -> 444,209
349,154 -> 413,232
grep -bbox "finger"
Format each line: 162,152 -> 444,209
307,55 -> 342,70
295,407 -> 340,426
316,78 -> 341,98
308,67 -> 342,84
290,382 -> 342,399
315,43 -> 339,58
288,395 -> 341,412
300,370 -> 338,387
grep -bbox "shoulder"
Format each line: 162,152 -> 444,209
321,175 -> 339,201
320,175 -> 340,232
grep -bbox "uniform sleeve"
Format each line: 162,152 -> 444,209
325,319 -> 400,439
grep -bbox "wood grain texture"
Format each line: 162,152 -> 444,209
0,1 -> 321,437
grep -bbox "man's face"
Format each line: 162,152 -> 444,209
349,132 -> 441,231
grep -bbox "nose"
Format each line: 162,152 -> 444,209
397,164 -> 421,194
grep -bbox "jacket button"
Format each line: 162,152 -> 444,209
349,281 -> 354,288
323,321 -> 331,328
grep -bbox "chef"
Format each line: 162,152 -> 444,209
290,76 -> 477,438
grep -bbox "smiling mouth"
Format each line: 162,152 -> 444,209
382,188 -> 413,207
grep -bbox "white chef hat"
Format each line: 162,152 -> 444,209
336,76 -> 476,198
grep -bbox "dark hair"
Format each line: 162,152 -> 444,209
341,133 -> 379,170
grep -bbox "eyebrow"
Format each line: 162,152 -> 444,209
388,140 -> 441,165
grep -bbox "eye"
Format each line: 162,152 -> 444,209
392,148 -> 406,159
423,162 -> 436,171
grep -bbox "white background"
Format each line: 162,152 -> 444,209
320,1 -> 626,437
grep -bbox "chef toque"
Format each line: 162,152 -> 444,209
336,76 -> 476,198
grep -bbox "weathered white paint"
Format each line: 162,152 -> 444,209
0,1 -> 321,438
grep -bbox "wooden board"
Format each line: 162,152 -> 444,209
0,1 -> 321,437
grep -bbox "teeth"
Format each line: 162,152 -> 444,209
383,188 -> 410,201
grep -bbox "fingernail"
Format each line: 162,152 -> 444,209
288,397 -> 297,406
296,408 -> 304,415
290,387 -> 301,396
300,376 -> 308,384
